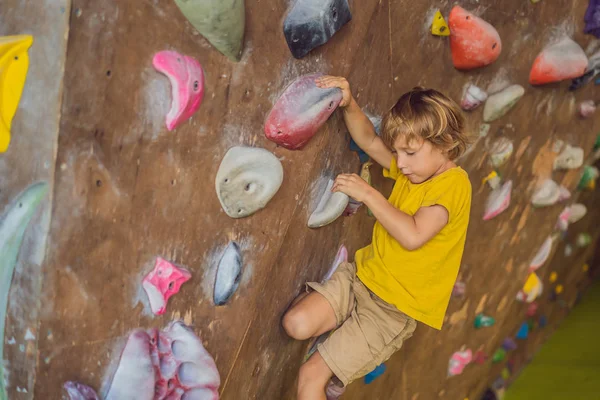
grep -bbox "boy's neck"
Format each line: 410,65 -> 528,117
431,159 -> 457,179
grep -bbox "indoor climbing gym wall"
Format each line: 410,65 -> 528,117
1,0 -> 599,399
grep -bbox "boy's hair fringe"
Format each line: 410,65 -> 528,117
381,87 -> 473,160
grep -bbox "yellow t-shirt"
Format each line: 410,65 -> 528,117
356,158 -> 472,330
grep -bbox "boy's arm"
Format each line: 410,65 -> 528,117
316,76 -> 394,169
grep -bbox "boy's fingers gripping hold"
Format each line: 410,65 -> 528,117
315,76 -> 352,107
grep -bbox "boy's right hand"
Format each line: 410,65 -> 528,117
315,76 -> 353,108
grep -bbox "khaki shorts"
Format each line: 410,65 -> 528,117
306,262 -> 417,386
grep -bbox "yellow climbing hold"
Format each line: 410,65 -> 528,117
523,273 -> 540,294
555,284 -> 564,295
583,264 -> 589,272
431,10 -> 450,36
549,271 -> 558,283
0,34 -> 33,153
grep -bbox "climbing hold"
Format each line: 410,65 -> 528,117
142,257 -> 191,315
576,233 -> 592,248
474,313 -> 496,328
106,322 -> 220,400
361,160 -> 375,217
492,348 -> 506,363
364,364 -> 386,384
473,350 -> 488,365
265,73 -> 343,150
568,203 -> 587,224
531,179 -> 566,207
448,6 -> 502,70
502,338 -> 517,352
483,85 -> 525,122
215,146 -> 284,218
0,182 -> 47,399
460,83 -> 488,111
174,0 -> 245,61
583,263 -> 590,272
483,180 -> 512,220
529,37 -> 588,85
526,302 -> 538,317
578,100 -> 597,118
570,50 -> 600,90
487,137 -> 514,168
501,368 -> 511,380
0,35 -> 33,152
517,273 -> 543,303
553,145 -> 584,170
483,171 -> 501,190
152,50 -> 205,131
448,349 -> 472,377
516,322 -> 529,339
556,206 -> 571,232
308,178 -> 349,228
283,0 -> 352,59
349,137 -> 369,163
549,271 -> 558,283
585,0 -> 600,38
554,284 -> 564,295
63,381 -> 99,400
343,199 -> 362,216
530,236 -> 553,271
480,123 -> 491,138
431,10 -> 450,36
214,242 -> 243,306
452,281 -> 466,298
565,244 -> 573,257
323,244 -> 348,282
577,165 -> 599,190
539,315 -> 547,328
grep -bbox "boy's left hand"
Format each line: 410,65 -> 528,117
332,173 -> 375,203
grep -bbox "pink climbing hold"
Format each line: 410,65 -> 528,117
460,83 -> 488,111
578,100 -> 597,118
529,37 -> 588,85
264,73 -> 343,150
323,244 -> 348,282
153,50 -> 205,131
448,6 -> 502,70
483,180 -> 512,221
448,349 -> 472,377
142,257 -> 191,315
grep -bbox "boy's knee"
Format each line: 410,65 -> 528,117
298,356 -> 331,395
282,308 -> 312,340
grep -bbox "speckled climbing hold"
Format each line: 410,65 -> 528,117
530,236 -> 553,271
0,35 -> 33,152
576,233 -> 592,248
554,145 -> 584,170
585,0 -> 600,38
483,180 -> 512,220
516,322 -> 529,339
529,37 -> 588,85
577,165 -> 599,190
554,284 -> 564,295
549,271 -> 558,283
308,178 -> 349,228
364,364 -> 386,384
531,179 -> 566,207
578,100 -> 597,118
488,137 -> 514,168
448,6 -> 502,70
265,73 -> 342,149
461,83 -> 488,111
152,50 -> 205,131
568,203 -> 587,224
431,10 -> 450,36
448,349 -> 472,377
214,242 -> 243,306
526,302 -> 539,317
474,313 -> 496,328
492,348 -> 506,363
283,0 -> 352,59
452,281 -> 466,298
517,273 -> 543,303
215,146 -> 284,218
483,85 -> 525,122
0,182 -> 48,399
142,257 -> 191,315
174,0 -> 245,61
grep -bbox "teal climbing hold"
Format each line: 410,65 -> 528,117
474,313 -> 496,328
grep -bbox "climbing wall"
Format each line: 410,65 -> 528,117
1,0 -> 599,399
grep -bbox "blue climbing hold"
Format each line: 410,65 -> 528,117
350,137 -> 369,163
539,315 -> 548,328
364,363 -> 386,384
516,322 -> 529,339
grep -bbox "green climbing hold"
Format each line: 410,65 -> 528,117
174,0 -> 245,61
594,134 -> 600,151
492,348 -> 506,363
474,313 -> 496,328
578,165 -> 599,190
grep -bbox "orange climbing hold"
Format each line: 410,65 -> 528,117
529,37 -> 588,85
448,6 -> 502,70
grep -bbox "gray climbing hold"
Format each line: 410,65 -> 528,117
308,179 -> 349,228
214,242 -> 243,306
483,85 -> 525,122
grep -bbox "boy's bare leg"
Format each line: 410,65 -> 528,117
283,292 -> 337,340
298,351 -> 334,400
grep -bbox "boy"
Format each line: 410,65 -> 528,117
282,76 -> 472,399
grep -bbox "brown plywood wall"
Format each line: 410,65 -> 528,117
1,0 -> 599,399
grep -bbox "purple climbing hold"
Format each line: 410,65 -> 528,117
516,322 -> 529,339
539,315 -> 548,328
585,0 -> 600,38
283,0 -> 352,59
502,337 -> 517,352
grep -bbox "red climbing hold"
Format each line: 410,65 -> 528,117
529,37 -> 588,85
449,6 -> 502,70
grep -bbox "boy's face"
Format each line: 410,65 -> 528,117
392,136 -> 450,184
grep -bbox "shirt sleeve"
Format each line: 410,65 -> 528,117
383,157 -> 400,180
421,171 -> 472,221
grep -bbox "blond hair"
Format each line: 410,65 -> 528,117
381,87 -> 471,160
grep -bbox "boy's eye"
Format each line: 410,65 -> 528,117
406,152 -> 415,156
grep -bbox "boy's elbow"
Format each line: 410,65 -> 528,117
402,237 -> 424,251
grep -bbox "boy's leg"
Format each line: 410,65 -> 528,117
297,351 -> 333,400
283,291 -> 337,340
